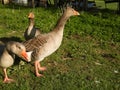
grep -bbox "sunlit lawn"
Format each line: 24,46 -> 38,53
0,1 -> 120,90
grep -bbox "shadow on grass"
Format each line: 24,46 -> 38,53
1,2 -> 119,15
0,36 -> 23,44
83,6 -> 120,15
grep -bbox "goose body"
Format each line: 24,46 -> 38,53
24,12 -> 41,40
23,7 -> 80,77
0,41 -> 28,83
24,31 -> 63,62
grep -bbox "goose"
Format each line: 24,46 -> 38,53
24,12 -> 41,40
23,7 -> 80,77
0,41 -> 29,83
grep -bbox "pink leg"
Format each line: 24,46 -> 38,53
37,62 -> 46,71
34,61 -> 44,77
3,68 -> 14,83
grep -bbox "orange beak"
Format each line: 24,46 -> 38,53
74,10 -> 80,15
28,14 -> 32,18
28,12 -> 34,19
21,50 -> 29,62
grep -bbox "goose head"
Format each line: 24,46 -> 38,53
28,12 -> 35,19
6,41 -> 29,62
64,7 -> 80,17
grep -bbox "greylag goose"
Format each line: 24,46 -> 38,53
24,12 -> 41,40
23,7 -> 80,77
0,41 -> 29,83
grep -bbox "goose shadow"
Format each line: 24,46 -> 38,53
0,36 -> 23,44
0,36 -> 24,65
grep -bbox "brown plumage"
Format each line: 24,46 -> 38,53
23,7 -> 80,77
24,12 -> 41,40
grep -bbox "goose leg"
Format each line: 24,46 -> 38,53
37,62 -> 46,71
3,68 -> 14,83
34,61 -> 44,77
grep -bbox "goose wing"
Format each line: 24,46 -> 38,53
23,34 -> 48,52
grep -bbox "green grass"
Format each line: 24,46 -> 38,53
0,2 -> 120,90
95,0 -> 118,10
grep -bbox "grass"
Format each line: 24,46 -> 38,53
0,1 -> 120,90
95,0 -> 118,10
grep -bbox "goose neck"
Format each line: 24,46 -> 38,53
54,14 -> 69,32
29,18 -> 34,26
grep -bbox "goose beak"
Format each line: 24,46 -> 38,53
28,15 -> 31,19
28,12 -> 34,19
21,50 -> 29,62
74,10 -> 80,15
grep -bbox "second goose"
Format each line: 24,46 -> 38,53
24,12 -> 41,40
23,7 -> 80,77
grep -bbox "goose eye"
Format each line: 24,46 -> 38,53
18,46 -> 21,49
16,45 -> 21,50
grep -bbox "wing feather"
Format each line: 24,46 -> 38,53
23,35 -> 48,51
